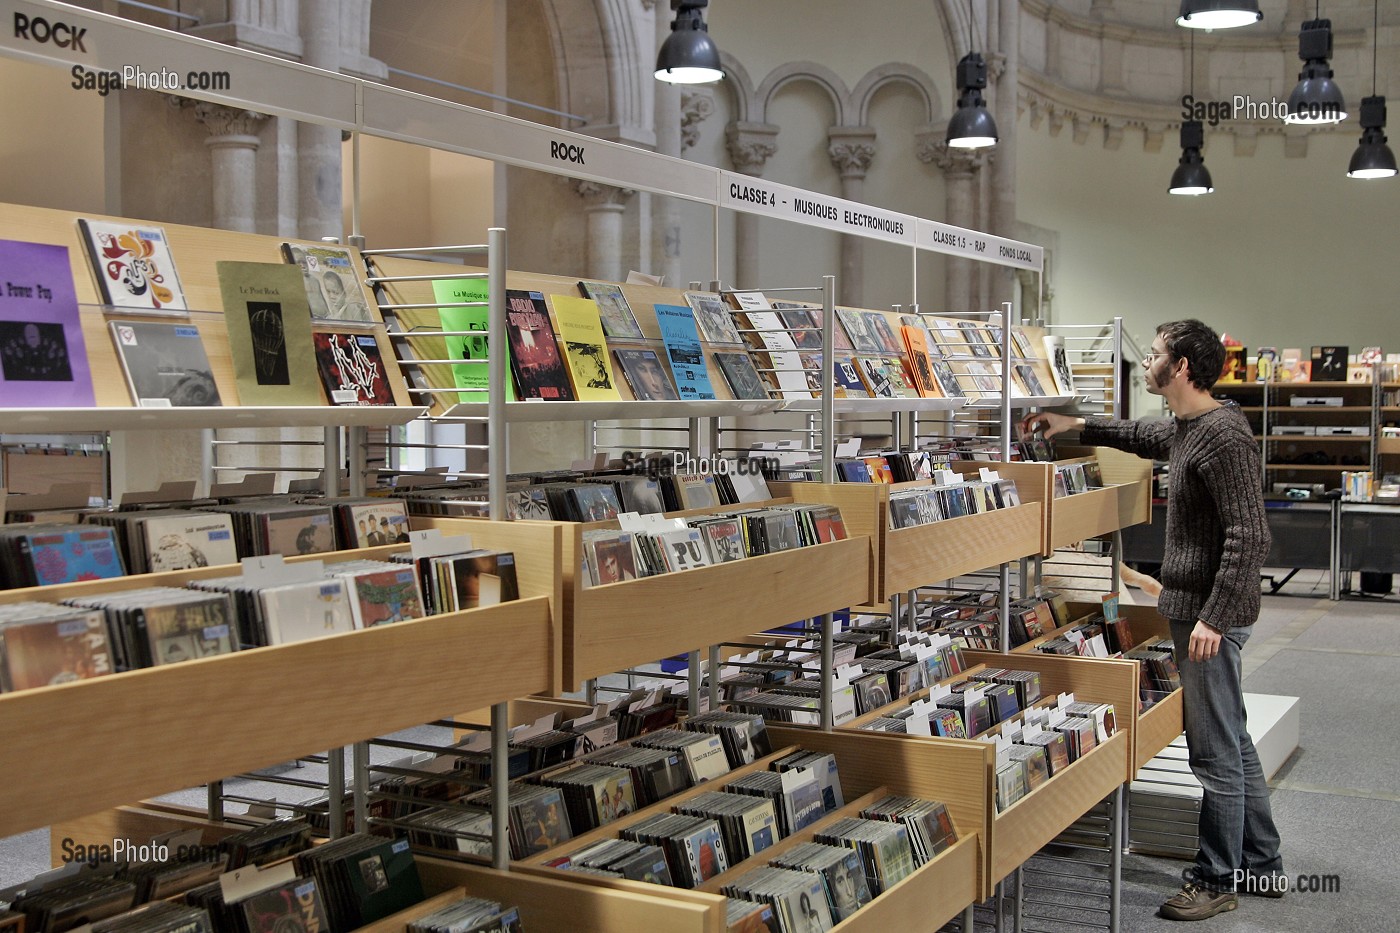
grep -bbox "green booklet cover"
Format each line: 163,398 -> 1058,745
216,261 -> 321,406
431,277 -> 514,402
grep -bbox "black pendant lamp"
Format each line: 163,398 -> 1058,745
1176,0 -> 1262,30
946,53 -> 998,149
1169,121 -> 1214,195
1284,16 -> 1346,124
655,0 -> 724,85
1348,0 -> 1396,179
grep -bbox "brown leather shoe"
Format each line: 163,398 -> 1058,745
1160,882 -> 1239,921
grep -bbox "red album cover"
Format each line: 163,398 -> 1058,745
504,290 -> 574,400
313,332 -> 393,405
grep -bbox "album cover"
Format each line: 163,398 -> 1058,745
143,594 -> 234,665
263,509 -> 337,557
0,239 -> 95,407
1043,335 -> 1076,396
240,878 -> 329,933
832,355 -> 870,397
614,347 -> 679,400
0,607 -> 112,691
108,320 -> 220,407
281,242 -> 373,323
432,276 -> 513,403
655,303 -> 717,400
141,512 -> 238,571
835,308 -> 882,354
553,294 -> 621,401
713,351 -> 771,400
78,220 -> 188,311
313,333 -> 393,405
684,291 -> 744,345
338,566 -> 425,627
262,579 -> 357,644
776,306 -> 822,350
578,280 -> 644,339
504,290 -> 574,400
217,262 -> 321,406
1311,345 -> 1347,382
23,526 -> 125,586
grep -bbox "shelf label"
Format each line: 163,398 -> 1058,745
915,219 -> 1044,272
719,172 -> 915,246
241,555 -> 325,589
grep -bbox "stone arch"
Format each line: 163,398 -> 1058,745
717,52 -> 759,125
850,63 -> 943,125
754,61 -> 850,126
536,0 -> 653,143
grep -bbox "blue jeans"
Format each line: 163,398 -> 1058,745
1169,620 -> 1283,892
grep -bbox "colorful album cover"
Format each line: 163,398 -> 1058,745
346,501 -> 410,547
78,220 -> 187,311
552,294 -> 621,401
655,303 -> 716,400
240,877 -> 329,933
432,276 -> 513,403
281,243 -> 373,323
0,239 -> 95,407
589,535 -> 638,586
144,595 -> 234,666
142,513 -> 238,571
24,527 -> 124,586
614,347 -> 679,400
108,320 -> 221,407
836,308 -> 881,354
578,280 -> 644,339
0,609 -> 112,691
339,567 -> 424,628
313,332 -> 393,405
504,290 -> 573,400
684,291 -> 744,345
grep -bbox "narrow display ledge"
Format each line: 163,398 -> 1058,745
0,595 -> 554,839
964,393 -> 1078,411
781,396 -> 969,414
436,398 -> 787,421
0,405 -> 428,432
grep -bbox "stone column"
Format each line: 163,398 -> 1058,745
827,128 -> 878,307
725,122 -> 779,289
921,136 -> 988,314
298,0 -> 343,239
193,103 -> 268,233
573,181 -> 637,282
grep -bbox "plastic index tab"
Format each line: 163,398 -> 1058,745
241,555 -> 325,589
409,528 -> 474,560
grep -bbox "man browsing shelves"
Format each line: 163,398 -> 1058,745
1019,319 -> 1283,922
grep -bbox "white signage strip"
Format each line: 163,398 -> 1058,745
718,171 -> 915,247
361,83 -> 719,204
0,0 -> 358,128
916,218 -> 1044,272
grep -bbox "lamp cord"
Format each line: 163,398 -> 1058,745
1373,0 -> 1379,95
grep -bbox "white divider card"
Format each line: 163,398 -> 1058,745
1047,707 -> 1068,728
1024,707 -> 1049,727
979,467 -> 1001,483
933,469 -> 961,487
409,528 -> 474,560
244,801 -> 279,820
930,632 -> 954,651
907,707 -> 935,736
628,688 -> 664,713
831,684 -> 857,725
928,682 -> 954,703
833,643 -> 858,666
1066,629 -> 1085,648
220,861 -> 299,904
1085,633 -> 1110,658
510,712 -> 560,743
1057,692 -> 1077,709
835,438 -> 863,458
565,710 -> 600,730
964,686 -> 986,709
994,733 -> 1013,756
1023,722 -> 1044,740
616,511 -> 646,532
1003,722 -> 1024,743
730,291 -> 772,311
240,555 -> 326,589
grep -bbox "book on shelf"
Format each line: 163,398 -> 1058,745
431,276 -> 514,403
684,290 -> 744,346
578,280 -> 644,339
1311,345 -> 1347,382
108,320 -> 221,407
503,290 -> 574,400
901,325 -> 944,398
217,262 -> 322,407
280,242 -> 374,323
613,347 -> 679,400
552,294 -> 622,401
1220,345 -> 1247,383
77,220 -> 187,311
312,332 -> 394,405
0,238 -> 96,408
654,302 -> 717,400
1043,334 -> 1076,396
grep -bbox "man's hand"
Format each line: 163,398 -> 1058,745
1188,620 -> 1223,662
1017,411 -> 1084,438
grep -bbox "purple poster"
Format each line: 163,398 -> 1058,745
0,239 -> 94,407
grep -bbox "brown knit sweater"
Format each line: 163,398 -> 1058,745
1081,406 -> 1268,632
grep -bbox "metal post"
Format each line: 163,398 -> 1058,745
206,781 -> 224,822
688,650 -> 702,717
820,276 -> 836,484
200,428 -> 215,497
1110,529 -> 1123,593
487,227 -> 507,521
327,747 -> 345,839
961,903 -> 975,932
999,562 -> 1011,653
352,741 -> 370,833
708,645 -> 721,709
491,701 -> 509,869
322,426 -> 341,496
1110,784 -> 1124,933
819,611 -> 835,731
889,593 -> 901,639
584,678 -> 598,706
1112,316 -> 1124,418
347,426 -> 367,497
1013,866 -> 1023,932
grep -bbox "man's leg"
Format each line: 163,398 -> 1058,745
1237,648 -> 1284,892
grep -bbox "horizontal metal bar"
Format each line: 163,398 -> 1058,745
219,794 -> 319,813
1021,913 -> 1110,928
722,286 -> 823,295
227,773 -> 328,789
381,302 -> 488,311
383,443 -> 490,451
398,359 -> 490,366
210,465 -> 322,472
393,329 -> 498,337
388,66 -> 588,123
364,247 -> 489,256
116,0 -> 200,23
367,273 -> 485,283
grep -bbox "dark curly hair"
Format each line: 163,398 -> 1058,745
1157,319 -> 1225,392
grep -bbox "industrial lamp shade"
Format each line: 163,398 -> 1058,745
1284,19 -> 1346,124
1348,97 -> 1398,179
1169,121 -> 1214,195
946,53 -> 999,149
1176,0 -> 1263,30
655,1 -> 723,85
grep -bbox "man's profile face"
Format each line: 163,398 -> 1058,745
1143,337 -> 1176,395
23,323 -> 41,348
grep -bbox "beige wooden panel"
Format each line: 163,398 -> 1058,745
988,730 -> 1130,887
354,888 -> 469,933
883,503 -> 1043,596
771,482 -> 886,599
1135,690 -> 1185,772
419,858 -> 723,933
1047,485 -> 1123,552
829,833 -> 980,933
0,450 -> 106,496
564,535 -> 872,688
520,746 -> 799,867
0,596 -> 553,838
0,201 -> 414,410
1059,446 -> 1154,527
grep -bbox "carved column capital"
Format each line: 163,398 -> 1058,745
827,127 -> 878,180
640,0 -> 658,9
571,179 -> 637,210
680,89 -> 715,151
919,137 -> 989,176
725,121 -> 780,176
187,100 -> 268,146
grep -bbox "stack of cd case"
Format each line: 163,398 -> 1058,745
813,817 -> 916,895
683,711 -> 774,767
555,838 -> 674,885
537,763 -> 638,832
673,790 -> 780,861
721,865 -> 835,932
407,895 -> 522,933
63,586 -> 235,670
769,841 -> 874,922
581,744 -> 693,806
859,795 -> 958,864
620,813 -> 731,888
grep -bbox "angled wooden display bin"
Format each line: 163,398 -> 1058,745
773,650 -> 1136,899
416,508 -> 872,691
953,451 -> 1150,556
1016,601 -> 1183,774
769,481 -> 1043,604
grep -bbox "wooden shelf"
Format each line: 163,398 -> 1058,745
769,481 -> 1042,603
0,595 -> 555,839
1379,438 -> 1400,455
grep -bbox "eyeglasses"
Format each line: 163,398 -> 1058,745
1142,350 -> 1171,364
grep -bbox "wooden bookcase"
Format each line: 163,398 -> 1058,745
768,481 -> 1042,603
